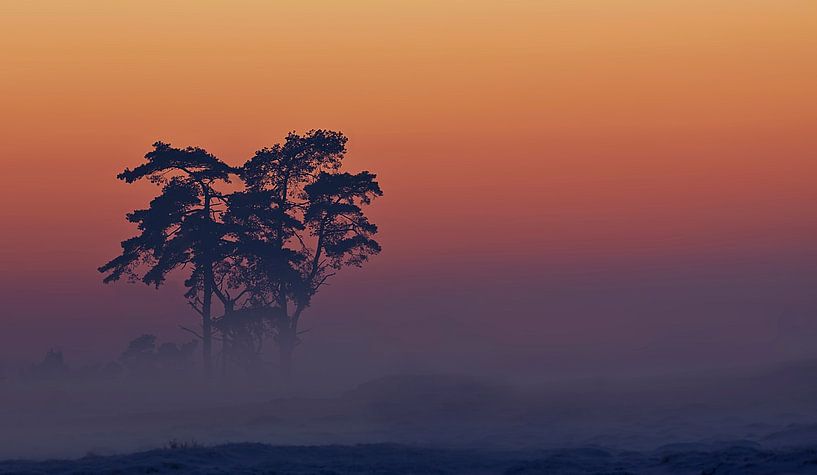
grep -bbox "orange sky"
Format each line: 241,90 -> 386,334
1,1 -> 816,368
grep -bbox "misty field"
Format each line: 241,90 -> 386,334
2,364 -> 817,473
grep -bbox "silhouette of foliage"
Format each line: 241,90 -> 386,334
119,334 -> 198,377
231,130 -> 382,375
99,142 -> 236,375
26,349 -> 70,380
101,131 -> 382,377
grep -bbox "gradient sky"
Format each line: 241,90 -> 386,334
1,1 -> 816,378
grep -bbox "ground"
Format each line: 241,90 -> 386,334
3,442 -> 817,474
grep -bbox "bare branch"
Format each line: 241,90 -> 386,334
179,325 -> 204,340
188,301 -> 205,317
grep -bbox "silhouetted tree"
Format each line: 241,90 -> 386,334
231,130 -> 382,375
120,334 -> 159,374
100,132 -> 382,378
119,334 -> 198,377
98,142 -> 235,375
28,349 -> 69,380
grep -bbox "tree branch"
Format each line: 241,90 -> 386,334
179,325 -> 203,340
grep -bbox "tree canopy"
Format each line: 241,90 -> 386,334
100,131 -> 382,377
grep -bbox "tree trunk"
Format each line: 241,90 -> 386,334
202,264 -> 213,377
200,186 -> 215,378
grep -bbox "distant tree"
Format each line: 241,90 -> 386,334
119,334 -> 158,374
156,340 -> 199,372
98,142 -> 235,375
28,349 -> 69,380
119,334 -> 198,377
230,130 -> 382,375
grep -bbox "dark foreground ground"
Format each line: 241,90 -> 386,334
2,442 -> 817,475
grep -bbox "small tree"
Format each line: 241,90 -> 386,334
119,334 -> 198,377
28,349 -> 70,380
99,142 -> 234,375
